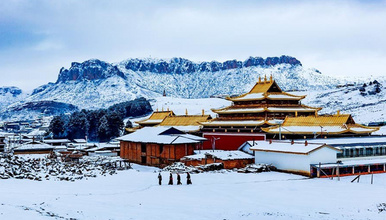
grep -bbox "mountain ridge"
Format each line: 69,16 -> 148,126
3,55 -> 383,123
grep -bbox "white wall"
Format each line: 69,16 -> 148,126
254,147 -> 338,175
309,147 -> 337,165
255,151 -> 310,174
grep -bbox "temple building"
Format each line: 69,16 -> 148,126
262,113 -> 379,139
136,109 -> 211,133
200,75 -> 321,133
199,75 -> 378,150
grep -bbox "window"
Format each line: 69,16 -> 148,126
159,144 -> 164,154
141,143 -> 146,153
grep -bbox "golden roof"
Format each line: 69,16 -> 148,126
158,115 -> 212,126
261,114 -> 379,135
148,111 -> 175,120
226,79 -> 305,102
282,114 -> 354,126
136,111 -> 175,125
249,79 -> 280,93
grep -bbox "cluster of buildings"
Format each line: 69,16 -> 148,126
0,133 -> 120,160
118,76 -> 386,177
1,76 -> 385,178
0,116 -> 51,134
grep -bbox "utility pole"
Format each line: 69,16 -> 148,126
212,137 -> 220,152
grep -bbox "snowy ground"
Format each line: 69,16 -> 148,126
0,164 -> 385,220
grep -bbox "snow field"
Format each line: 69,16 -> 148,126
0,164 -> 385,220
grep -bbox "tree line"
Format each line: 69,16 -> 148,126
49,97 -> 152,142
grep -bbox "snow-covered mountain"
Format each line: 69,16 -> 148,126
302,80 -> 386,124
1,55 -> 385,123
27,59 -> 161,110
0,86 -> 26,111
26,56 -> 341,108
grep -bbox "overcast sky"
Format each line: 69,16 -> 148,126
1,0 -> 386,91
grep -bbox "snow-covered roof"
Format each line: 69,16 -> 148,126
117,127 -> 206,144
228,93 -> 264,101
294,136 -> 386,146
267,107 -> 318,112
28,129 -> 46,136
318,157 -> 386,168
0,132 -> 13,137
262,115 -> 379,135
267,126 -> 346,133
183,150 -> 254,160
14,141 -> 66,151
73,139 -> 87,143
43,139 -> 71,144
249,140 -> 340,155
267,93 -> 304,100
213,108 -> 265,114
158,125 -> 201,132
137,119 -> 163,124
213,106 -> 318,114
85,143 -> 120,152
264,125 -> 378,135
200,120 -> 266,126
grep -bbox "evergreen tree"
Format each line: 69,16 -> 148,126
68,111 -> 89,140
86,110 -> 101,141
375,83 -> 382,93
97,115 -> 109,142
49,115 -> 67,138
107,111 -> 124,138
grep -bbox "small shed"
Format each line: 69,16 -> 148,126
181,150 -> 254,169
250,140 -> 341,176
13,141 -> 67,154
43,139 -> 71,146
117,127 -> 207,167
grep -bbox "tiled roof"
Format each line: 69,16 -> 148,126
158,115 -> 211,126
262,115 -> 379,135
136,111 -> 175,125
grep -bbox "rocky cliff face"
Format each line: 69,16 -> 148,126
0,87 -> 23,97
57,59 -> 126,83
0,86 -> 25,112
122,55 -> 301,74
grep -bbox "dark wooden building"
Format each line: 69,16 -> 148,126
117,127 -> 206,167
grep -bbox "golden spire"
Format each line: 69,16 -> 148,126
202,109 -> 205,116
264,75 -> 267,83
258,76 -> 262,83
156,108 -> 158,112
337,110 -> 340,116
270,74 -> 273,82
315,111 -> 318,117
185,108 -> 188,115
295,111 -> 298,117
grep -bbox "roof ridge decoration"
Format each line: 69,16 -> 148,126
227,77 -> 308,101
